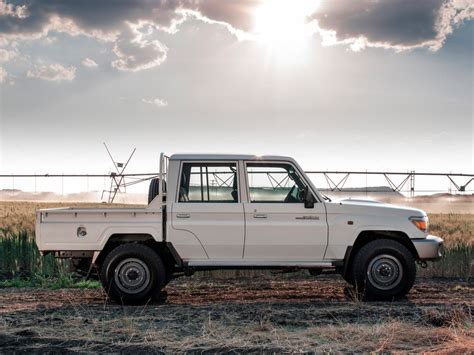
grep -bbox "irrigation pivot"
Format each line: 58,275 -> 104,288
101,142 -> 137,203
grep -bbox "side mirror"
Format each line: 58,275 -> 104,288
303,186 -> 315,209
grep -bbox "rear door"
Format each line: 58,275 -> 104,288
243,162 -> 327,260
171,161 -> 244,259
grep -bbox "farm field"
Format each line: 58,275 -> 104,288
0,201 -> 141,234
0,200 -> 473,352
1,201 -> 472,278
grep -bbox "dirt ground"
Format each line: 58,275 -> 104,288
0,275 -> 472,353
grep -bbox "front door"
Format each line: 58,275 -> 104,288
243,162 -> 327,260
171,161 -> 244,259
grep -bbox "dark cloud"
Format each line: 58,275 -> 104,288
196,0 -> 263,33
0,0 -> 193,71
314,0 -> 442,46
0,0 -> 186,38
311,0 -> 473,50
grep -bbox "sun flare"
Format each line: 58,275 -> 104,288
254,0 -> 319,43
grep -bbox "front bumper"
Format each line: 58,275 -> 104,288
412,235 -> 443,261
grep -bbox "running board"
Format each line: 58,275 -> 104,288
184,260 -> 335,268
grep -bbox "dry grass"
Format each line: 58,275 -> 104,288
0,273 -> 472,352
0,201 -> 472,279
429,213 -> 473,248
1,201 -> 472,244
421,213 -> 473,278
0,285 -> 472,352
0,201 -> 143,234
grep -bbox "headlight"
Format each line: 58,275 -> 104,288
410,216 -> 429,233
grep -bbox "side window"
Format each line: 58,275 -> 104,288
246,163 -> 307,203
178,162 -> 238,203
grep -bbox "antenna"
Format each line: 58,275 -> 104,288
101,142 -> 136,203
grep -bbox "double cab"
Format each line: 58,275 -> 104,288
36,154 -> 443,304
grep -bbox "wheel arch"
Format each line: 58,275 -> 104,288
342,230 -> 419,279
95,233 -> 182,272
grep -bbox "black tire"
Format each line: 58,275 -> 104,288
100,243 -> 166,305
342,272 -> 354,285
163,273 -> 175,287
351,239 -> 416,301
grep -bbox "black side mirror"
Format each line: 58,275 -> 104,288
303,186 -> 315,209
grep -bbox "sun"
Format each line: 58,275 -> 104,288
254,0 -> 319,44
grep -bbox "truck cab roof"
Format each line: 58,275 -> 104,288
169,154 -> 296,162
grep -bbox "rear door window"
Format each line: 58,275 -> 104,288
178,162 -> 239,203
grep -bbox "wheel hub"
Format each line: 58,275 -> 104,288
379,265 -> 391,277
367,254 -> 403,290
114,258 -> 150,294
127,269 -> 139,280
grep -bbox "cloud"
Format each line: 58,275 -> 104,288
0,47 -> 18,62
43,36 -> 57,44
0,66 -> 7,82
0,0 -> 472,77
142,97 -> 168,107
310,0 -> 474,51
192,0 -> 263,33
0,1 -> 27,18
192,0 -> 474,51
434,0 -> 474,50
0,0 -> 185,71
81,57 -> 98,68
27,63 -> 76,81
111,24 -> 168,72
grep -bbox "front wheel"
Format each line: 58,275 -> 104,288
100,243 -> 166,305
352,239 -> 416,301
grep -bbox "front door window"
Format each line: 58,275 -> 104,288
246,163 -> 307,203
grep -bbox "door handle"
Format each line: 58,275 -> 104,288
176,213 -> 190,219
253,213 -> 267,219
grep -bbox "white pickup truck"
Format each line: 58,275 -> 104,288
36,153 -> 443,304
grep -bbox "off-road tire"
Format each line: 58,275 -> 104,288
342,272 -> 354,285
351,239 -> 416,301
148,178 -> 160,204
100,243 -> 166,305
148,178 -> 167,204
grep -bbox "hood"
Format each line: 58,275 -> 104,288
330,198 -> 426,218
339,198 -> 383,205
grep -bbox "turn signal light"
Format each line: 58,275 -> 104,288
410,216 -> 428,233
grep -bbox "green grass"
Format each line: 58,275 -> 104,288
418,243 -> 473,278
0,274 -> 101,289
0,219 -> 472,288
0,228 -> 100,288
0,228 -> 60,278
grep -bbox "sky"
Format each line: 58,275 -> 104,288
0,0 -> 473,194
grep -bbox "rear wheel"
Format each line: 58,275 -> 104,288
351,239 -> 416,301
100,243 -> 166,304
